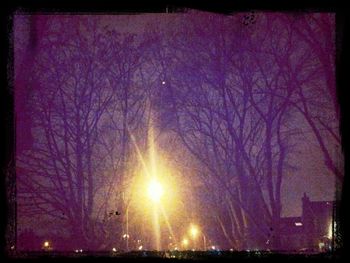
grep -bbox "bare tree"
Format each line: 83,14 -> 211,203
16,16 -> 150,249
277,14 -> 341,182
14,12 -> 338,252
144,12 -> 335,250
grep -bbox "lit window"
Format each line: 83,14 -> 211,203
328,221 -> 333,239
319,242 -> 325,250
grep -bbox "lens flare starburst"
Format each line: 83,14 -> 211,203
148,180 -> 164,202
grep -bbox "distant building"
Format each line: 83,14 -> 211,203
301,193 -> 334,251
280,193 -> 335,252
279,216 -> 305,250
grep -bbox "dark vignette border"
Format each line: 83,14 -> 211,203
1,0 -> 348,262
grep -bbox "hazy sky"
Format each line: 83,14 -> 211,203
14,12 -> 340,251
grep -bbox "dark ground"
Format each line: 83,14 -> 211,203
4,249 -> 344,263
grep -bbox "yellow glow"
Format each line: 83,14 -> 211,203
43,241 -> 49,248
148,180 -> 164,202
189,224 -> 199,239
123,109 -> 187,251
182,238 -> 189,246
128,158 -> 182,251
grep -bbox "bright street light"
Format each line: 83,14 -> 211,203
147,179 -> 164,202
188,224 -> 207,250
189,224 -> 199,239
42,240 -> 52,250
182,238 -> 189,248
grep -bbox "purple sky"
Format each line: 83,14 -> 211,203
13,11 -> 340,251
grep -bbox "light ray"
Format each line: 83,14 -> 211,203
148,116 -> 157,180
159,203 -> 178,246
152,205 -> 161,250
127,127 -> 151,178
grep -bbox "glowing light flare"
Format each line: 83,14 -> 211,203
129,166 -> 180,219
148,179 -> 164,202
43,241 -> 52,250
182,238 -> 189,247
127,125 -> 182,217
189,224 -> 199,239
123,112 -> 184,251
